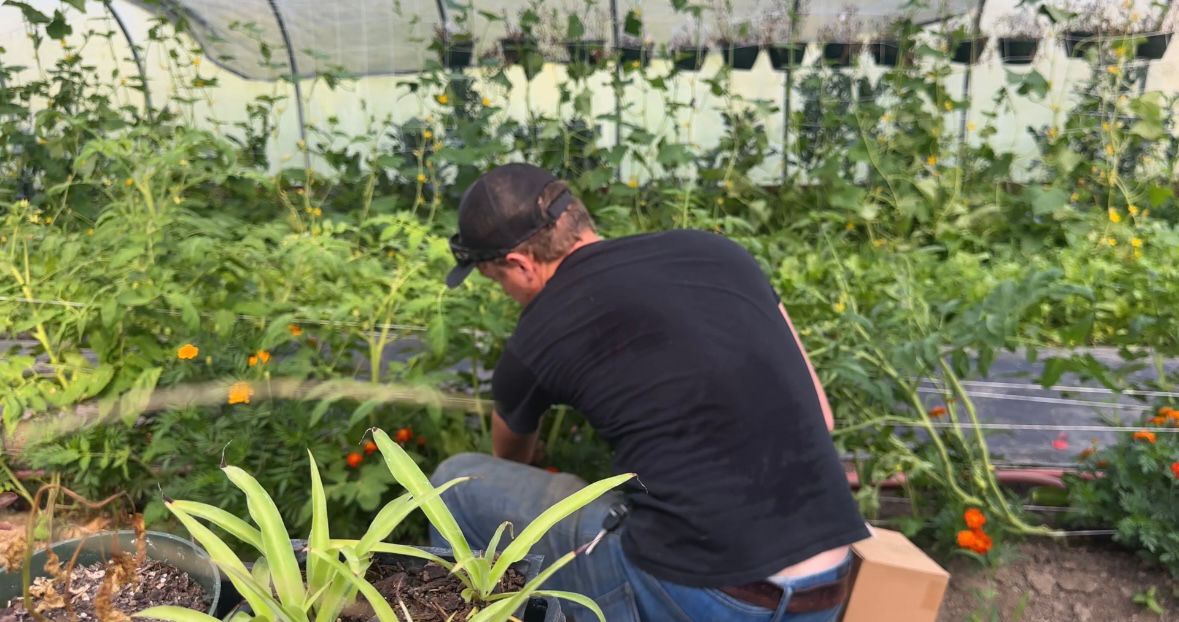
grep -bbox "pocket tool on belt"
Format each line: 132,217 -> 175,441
585,502 -> 629,555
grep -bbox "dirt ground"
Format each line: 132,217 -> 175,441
938,538 -> 1179,621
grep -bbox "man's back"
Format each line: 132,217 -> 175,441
492,229 -> 868,587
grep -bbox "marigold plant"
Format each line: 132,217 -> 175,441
177,344 -> 199,360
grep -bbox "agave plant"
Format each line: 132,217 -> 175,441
365,428 -> 635,622
131,448 -> 467,622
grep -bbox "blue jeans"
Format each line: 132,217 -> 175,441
428,453 -> 850,622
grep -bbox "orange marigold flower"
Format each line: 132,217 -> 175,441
971,530 -> 993,555
257,350 -> 271,364
248,355 -> 258,366
1171,462 -> 1179,479
545,466 -> 559,473
416,435 -> 427,447
177,343 -> 199,360
346,452 -> 363,468
228,381 -> 253,405
1133,430 -> 1156,444
956,529 -> 977,550
288,323 -> 303,337
929,406 -> 947,418
364,440 -> 378,455
964,508 -> 986,529
395,427 -> 413,444
1151,416 -> 1167,426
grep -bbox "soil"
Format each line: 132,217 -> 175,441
340,560 -> 526,622
0,558 -> 209,622
938,538 -> 1179,621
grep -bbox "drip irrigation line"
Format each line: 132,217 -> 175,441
915,386 -> 1151,411
923,378 -> 1179,399
0,296 -> 428,333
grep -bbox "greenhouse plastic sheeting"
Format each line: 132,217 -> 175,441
126,0 -> 976,81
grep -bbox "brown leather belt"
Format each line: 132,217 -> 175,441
718,570 -> 851,613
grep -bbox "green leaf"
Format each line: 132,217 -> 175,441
487,473 -> 633,594
531,591 -> 606,622
133,607 -> 224,622
61,0 -> 86,10
1129,120 -> 1164,141
623,10 -> 642,36
372,429 -> 477,581
468,551 -> 577,622
46,10 -> 71,39
566,14 -> 584,40
222,466 -> 305,611
305,550 -> 405,622
4,2 -> 51,24
305,451 -> 331,600
355,476 -> 469,554
1028,186 -> 1069,217
1147,185 -> 1173,208
169,500 -> 264,551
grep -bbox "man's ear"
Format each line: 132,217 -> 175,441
502,251 -> 537,277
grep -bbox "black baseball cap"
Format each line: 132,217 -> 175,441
446,163 -> 574,288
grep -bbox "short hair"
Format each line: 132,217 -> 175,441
510,197 -> 595,263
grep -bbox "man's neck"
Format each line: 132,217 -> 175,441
537,232 -> 602,284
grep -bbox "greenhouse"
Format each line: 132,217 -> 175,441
2,0 -> 1179,619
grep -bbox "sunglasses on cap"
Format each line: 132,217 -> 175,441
447,180 -> 573,266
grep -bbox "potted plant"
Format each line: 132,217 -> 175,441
616,9 -> 653,69
1106,10 -> 1173,60
670,18 -> 710,71
499,9 -> 540,66
434,23 -> 476,70
995,10 -> 1043,65
712,2 -> 759,70
951,34 -> 989,64
819,6 -> 864,68
1059,0 -> 1102,58
563,5 -> 610,66
758,3 -> 807,70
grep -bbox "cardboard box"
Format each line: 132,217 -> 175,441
839,528 -> 950,622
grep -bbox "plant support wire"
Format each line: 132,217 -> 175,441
105,1 -> 152,115
264,0 -> 310,171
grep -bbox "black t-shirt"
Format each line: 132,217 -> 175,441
492,229 -> 868,587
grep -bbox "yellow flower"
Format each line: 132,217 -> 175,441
629,60 -> 640,69
1105,144 -> 1115,156
288,323 -> 303,337
86,228 -> 94,236
845,221 -> 855,231
1128,204 -> 1139,216
1106,237 -> 1117,247
1101,122 -> 1111,132
943,101 -> 953,111
966,121 -> 976,132
1046,127 -> 1058,139
228,381 -> 253,405
192,57 -> 201,66
1106,65 -> 1120,76
1070,193 -> 1080,202
627,177 -> 638,189
119,78 -> 128,86
296,139 -> 306,150
873,239 -> 886,248
173,195 -> 183,205
1131,238 -> 1142,249
423,130 -> 433,139
833,301 -> 847,313
125,178 -> 134,187
926,155 -> 938,167
1108,208 -> 1121,223
177,343 -> 199,360
435,93 -> 449,105
417,173 -> 427,183
14,199 -> 29,209
481,96 -> 491,107
311,207 -> 322,217
1134,247 -> 1143,259
44,216 -> 52,225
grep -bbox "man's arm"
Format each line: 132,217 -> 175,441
779,303 -> 835,432
492,409 -> 541,464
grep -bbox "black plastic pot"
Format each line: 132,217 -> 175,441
223,542 -> 563,622
0,530 -> 223,617
617,44 -> 653,68
822,42 -> 862,67
565,39 -> 606,65
999,37 -> 1039,65
869,41 -> 909,66
672,46 -> 709,71
1136,32 -> 1172,60
500,37 -> 539,65
951,37 -> 988,64
1063,31 -> 1095,58
440,41 -> 474,69
720,44 -> 760,69
767,43 -> 807,69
